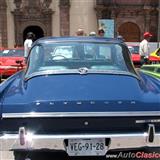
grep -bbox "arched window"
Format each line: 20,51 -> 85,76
118,22 -> 140,42
23,26 -> 44,42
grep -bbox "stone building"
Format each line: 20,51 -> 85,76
0,0 -> 159,47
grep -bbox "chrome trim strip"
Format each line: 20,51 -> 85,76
2,111 -> 160,118
1,132 -> 160,151
136,119 -> 160,124
25,69 -> 139,81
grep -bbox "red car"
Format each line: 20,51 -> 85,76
0,48 -> 25,77
128,45 -> 141,67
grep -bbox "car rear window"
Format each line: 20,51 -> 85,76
26,42 -> 131,76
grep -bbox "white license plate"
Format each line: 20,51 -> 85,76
66,138 -> 107,156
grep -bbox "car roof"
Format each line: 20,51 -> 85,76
33,36 -> 125,45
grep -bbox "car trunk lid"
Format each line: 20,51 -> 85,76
2,74 -> 159,114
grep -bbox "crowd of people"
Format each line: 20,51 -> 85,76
23,28 -> 154,66
23,28 -> 106,63
75,28 -> 105,37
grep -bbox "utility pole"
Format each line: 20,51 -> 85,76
158,0 -> 160,48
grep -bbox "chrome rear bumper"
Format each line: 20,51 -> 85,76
0,132 -> 160,152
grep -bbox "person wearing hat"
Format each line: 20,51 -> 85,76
117,35 -> 125,42
89,31 -> 96,36
76,28 -> 85,36
98,28 -> 105,37
24,32 -> 34,63
139,32 -> 152,65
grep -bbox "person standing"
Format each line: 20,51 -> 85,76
139,32 -> 152,65
24,32 -> 33,63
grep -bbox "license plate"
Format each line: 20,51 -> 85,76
66,138 -> 107,156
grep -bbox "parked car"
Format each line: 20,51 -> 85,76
149,48 -> 160,64
127,45 -> 141,67
0,48 -> 25,78
0,37 -> 160,160
141,64 -> 160,79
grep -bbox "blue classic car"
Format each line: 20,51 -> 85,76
0,37 -> 160,160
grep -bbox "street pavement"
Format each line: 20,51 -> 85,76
0,151 -> 14,160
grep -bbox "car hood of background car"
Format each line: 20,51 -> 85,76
1,72 -> 160,115
0,57 -> 24,65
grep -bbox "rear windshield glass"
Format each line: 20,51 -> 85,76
26,42 -> 130,75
